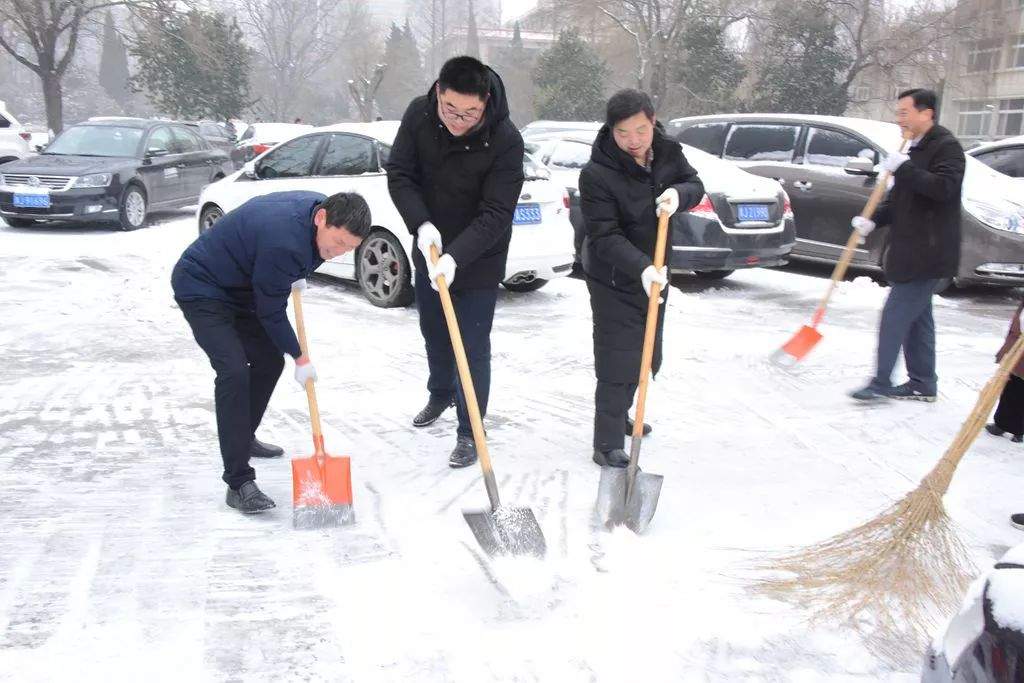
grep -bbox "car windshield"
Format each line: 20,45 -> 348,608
45,125 -> 143,157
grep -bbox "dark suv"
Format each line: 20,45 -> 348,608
0,117 -> 233,230
668,114 -> 1024,289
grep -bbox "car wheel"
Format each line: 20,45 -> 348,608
501,278 -> 549,292
935,277 -> 956,296
4,217 -> 35,228
694,270 -> 734,280
199,205 -> 223,234
118,184 -> 147,231
356,229 -> 413,308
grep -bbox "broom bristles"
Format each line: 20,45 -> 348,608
755,333 -> 1024,667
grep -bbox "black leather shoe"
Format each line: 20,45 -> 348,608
249,438 -> 284,458
226,481 -> 276,514
449,435 -> 478,468
593,448 -> 630,468
413,395 -> 456,427
625,418 -> 652,437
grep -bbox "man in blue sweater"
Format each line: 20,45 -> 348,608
172,191 -> 371,513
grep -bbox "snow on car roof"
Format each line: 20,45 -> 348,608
315,121 -> 402,145
969,135 -> 1024,155
670,113 -> 905,148
244,122 -> 314,142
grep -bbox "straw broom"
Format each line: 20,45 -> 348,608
757,333 -> 1024,666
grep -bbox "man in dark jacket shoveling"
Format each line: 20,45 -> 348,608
385,56 -> 525,468
172,191 -> 371,513
580,89 -> 704,467
850,89 -> 965,403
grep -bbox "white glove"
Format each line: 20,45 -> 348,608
656,188 -> 679,217
641,265 -> 668,296
1018,307 -> 1023,330
851,216 -> 875,238
292,278 -> 308,291
882,151 -> 909,174
294,358 -> 317,388
416,222 -> 443,262
427,253 -> 457,291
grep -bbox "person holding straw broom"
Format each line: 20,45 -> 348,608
850,89 -> 965,403
578,89 -> 703,467
988,302 -> 1024,444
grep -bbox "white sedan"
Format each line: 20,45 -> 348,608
196,121 -> 575,307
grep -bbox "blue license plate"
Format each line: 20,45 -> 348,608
13,193 -> 50,209
737,204 -> 770,222
513,203 -> 542,225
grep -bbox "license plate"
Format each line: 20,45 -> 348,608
513,203 -> 542,225
737,204 -> 770,222
13,192 -> 50,209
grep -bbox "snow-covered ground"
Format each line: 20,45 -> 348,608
1,213 -> 1022,681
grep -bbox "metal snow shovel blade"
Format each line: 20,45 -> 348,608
430,246 -> 546,558
290,286 -> 355,530
596,211 -> 669,534
771,137 -> 911,367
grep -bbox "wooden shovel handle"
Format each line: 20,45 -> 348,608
429,245 -> 501,510
632,210 -> 671,438
813,137 -> 912,324
292,288 -> 325,456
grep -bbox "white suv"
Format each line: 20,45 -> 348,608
0,102 -> 32,165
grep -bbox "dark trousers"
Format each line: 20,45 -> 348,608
994,374 -> 1024,438
178,299 -> 284,489
872,279 -> 941,393
594,381 -> 637,451
414,268 -> 497,437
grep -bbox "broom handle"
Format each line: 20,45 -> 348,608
811,139 -> 912,327
924,331 -> 1024,495
429,245 -> 502,511
291,288 -> 325,457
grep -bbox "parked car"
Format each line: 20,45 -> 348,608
526,131 -> 796,279
0,101 -> 32,165
668,113 -> 1024,289
231,122 -> 312,169
968,135 -> 1024,178
521,120 -> 603,139
921,543 -> 1023,682
185,121 -> 237,154
0,117 -> 233,230
196,121 -> 575,307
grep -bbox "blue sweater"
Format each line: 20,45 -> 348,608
172,191 -> 325,358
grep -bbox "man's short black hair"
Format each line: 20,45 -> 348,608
898,88 -> 938,118
438,56 -> 490,100
321,192 -> 371,238
606,89 -> 655,127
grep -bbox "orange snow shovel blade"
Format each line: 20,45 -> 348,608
291,444 -> 354,530
773,323 -> 824,366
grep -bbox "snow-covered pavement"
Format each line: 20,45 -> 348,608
1,214 -> 1022,681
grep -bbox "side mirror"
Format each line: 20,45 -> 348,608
35,144 -> 46,152
243,160 -> 258,179
844,157 -> 877,176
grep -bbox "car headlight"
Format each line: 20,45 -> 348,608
963,197 -> 1024,234
73,173 -> 113,188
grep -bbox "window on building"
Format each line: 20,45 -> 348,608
958,100 -> 994,137
967,39 -> 1002,73
1010,35 -> 1024,68
854,85 -> 871,101
998,99 -> 1024,136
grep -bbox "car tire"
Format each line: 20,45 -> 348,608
199,204 -> 224,234
356,229 -> 413,308
118,184 -> 148,231
4,217 -> 35,228
694,270 -> 734,280
935,277 -> 956,296
501,278 -> 549,292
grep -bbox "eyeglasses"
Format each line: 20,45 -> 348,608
439,99 -> 482,124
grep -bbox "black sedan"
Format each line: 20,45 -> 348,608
0,118 -> 233,230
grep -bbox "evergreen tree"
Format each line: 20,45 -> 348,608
533,29 -> 606,121
130,9 -> 252,120
667,18 -> 745,117
745,0 -> 850,115
98,11 -> 131,111
466,0 -> 480,59
491,22 -> 535,126
377,21 -> 426,119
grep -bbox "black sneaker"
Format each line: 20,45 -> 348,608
226,481 -> 276,514
593,448 -> 630,468
890,382 -> 937,402
985,424 -> 1023,442
625,418 -> 652,436
1011,513 -> 1024,530
850,384 -> 891,402
413,395 -> 455,427
449,435 -> 478,468
249,438 -> 284,458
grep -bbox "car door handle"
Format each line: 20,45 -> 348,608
793,180 -> 813,190
772,177 -> 786,185
176,163 -> 186,168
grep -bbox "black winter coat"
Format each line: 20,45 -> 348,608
579,124 -> 704,383
874,124 -> 965,282
385,69 -> 525,290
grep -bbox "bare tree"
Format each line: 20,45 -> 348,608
0,0 -> 154,132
